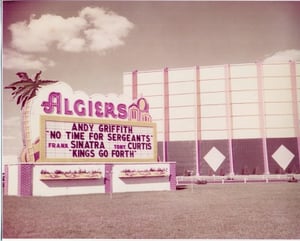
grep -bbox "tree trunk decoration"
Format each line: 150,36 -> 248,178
5,71 -> 58,162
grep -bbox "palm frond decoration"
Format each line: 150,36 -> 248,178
4,71 -> 59,163
5,71 -> 58,109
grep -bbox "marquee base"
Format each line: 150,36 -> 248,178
3,162 -> 177,197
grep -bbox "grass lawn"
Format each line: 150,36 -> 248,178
3,182 -> 300,239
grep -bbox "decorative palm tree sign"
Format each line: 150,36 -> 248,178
5,71 -> 58,162
5,72 -> 157,163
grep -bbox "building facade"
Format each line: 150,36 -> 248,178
123,61 -> 300,176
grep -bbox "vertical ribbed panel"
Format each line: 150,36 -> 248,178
195,66 -> 201,175
169,162 -> 177,190
290,61 -> 300,168
163,68 -> 170,162
257,62 -> 270,174
19,164 -> 33,196
132,70 -> 138,100
225,64 -> 235,175
124,62 -> 300,175
105,164 -> 113,194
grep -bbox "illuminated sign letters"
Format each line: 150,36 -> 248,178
40,116 -> 157,162
41,92 -> 128,119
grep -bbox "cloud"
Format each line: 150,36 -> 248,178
3,48 -> 55,70
263,49 -> 300,63
79,7 -> 134,52
9,7 -> 134,53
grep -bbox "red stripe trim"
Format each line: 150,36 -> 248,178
164,68 -> 170,161
196,66 -> 201,141
132,70 -> 138,100
290,61 -> 300,167
225,64 -> 234,175
195,66 -> 201,175
257,62 -> 270,175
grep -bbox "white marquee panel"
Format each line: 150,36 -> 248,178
200,66 -> 225,79
169,81 -> 195,95
169,68 -> 195,82
200,92 -> 226,105
230,64 -> 257,78
201,130 -> 228,140
266,128 -> 295,138
296,62 -> 300,73
169,131 -> 196,141
150,108 -> 164,120
143,96 -> 164,108
231,78 -> 258,90
7,165 -> 19,196
138,83 -> 164,96
263,77 -> 291,89
201,117 -> 227,130
265,115 -> 294,128
232,116 -> 260,129
263,63 -> 290,76
265,103 -> 293,115
169,94 -> 195,107
231,91 -> 259,103
200,79 -> 225,92
201,105 -> 226,117
153,120 -> 164,130
156,132 -> 164,142
264,89 -> 292,102
169,106 -> 195,119
137,71 -> 164,84
232,103 -> 259,116
169,118 -> 195,132
122,61 -> 299,143
233,129 -> 261,139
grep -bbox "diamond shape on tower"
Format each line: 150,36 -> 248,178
204,147 -> 226,172
272,145 -> 295,170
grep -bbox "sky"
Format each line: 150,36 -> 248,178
2,1 -> 300,163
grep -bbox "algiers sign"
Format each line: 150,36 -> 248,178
5,72 -> 157,163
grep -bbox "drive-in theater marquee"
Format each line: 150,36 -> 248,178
33,82 -> 157,163
40,116 -> 156,162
